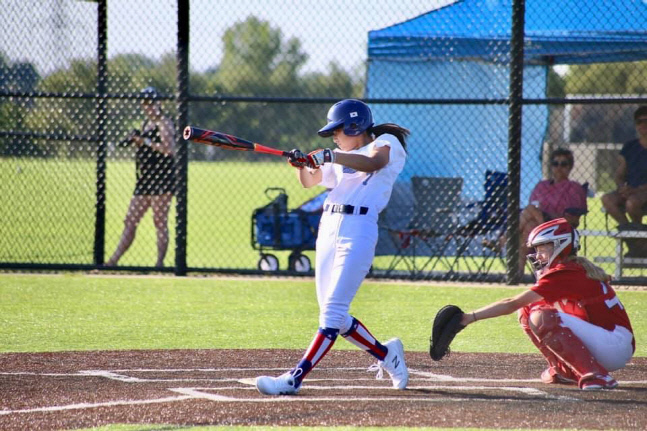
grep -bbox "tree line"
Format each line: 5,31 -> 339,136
0,17 -> 363,159
1,16 -> 646,158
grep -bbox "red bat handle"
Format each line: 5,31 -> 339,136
253,144 -> 290,158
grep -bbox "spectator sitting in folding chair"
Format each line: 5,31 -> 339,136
485,148 -> 587,277
601,106 -> 647,229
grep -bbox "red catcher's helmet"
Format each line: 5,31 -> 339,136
526,218 -> 580,277
318,99 -> 374,137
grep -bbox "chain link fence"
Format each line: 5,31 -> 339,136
2,0 -> 647,283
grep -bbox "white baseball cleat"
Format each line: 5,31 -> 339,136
376,338 -> 409,390
255,373 -> 300,395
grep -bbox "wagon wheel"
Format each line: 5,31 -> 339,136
288,253 -> 311,273
258,254 -> 279,271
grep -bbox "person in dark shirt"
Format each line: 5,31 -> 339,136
105,87 -> 176,268
601,106 -> 647,227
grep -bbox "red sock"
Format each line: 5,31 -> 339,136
341,317 -> 388,360
291,327 -> 338,385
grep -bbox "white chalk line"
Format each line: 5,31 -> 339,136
168,387 -> 549,404
2,367 -> 645,385
4,365 -> 645,415
0,395 -> 193,416
187,383 -> 569,398
0,382 -> 565,416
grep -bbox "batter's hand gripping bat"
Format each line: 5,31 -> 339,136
183,126 -> 289,158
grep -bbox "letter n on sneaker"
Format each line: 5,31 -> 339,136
370,338 -> 408,390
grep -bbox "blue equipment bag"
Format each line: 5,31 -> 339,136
251,188 -> 326,251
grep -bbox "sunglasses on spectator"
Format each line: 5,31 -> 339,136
636,118 -> 647,125
551,160 -> 571,167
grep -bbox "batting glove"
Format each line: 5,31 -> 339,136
307,148 -> 335,168
287,148 -> 308,169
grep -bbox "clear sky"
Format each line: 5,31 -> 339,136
2,0 -> 453,76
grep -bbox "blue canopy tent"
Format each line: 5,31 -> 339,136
368,0 -> 647,201
369,0 -> 647,258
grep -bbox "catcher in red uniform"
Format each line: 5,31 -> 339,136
430,218 -> 635,390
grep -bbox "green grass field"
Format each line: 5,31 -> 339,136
3,157 -> 647,278
1,273 -> 644,356
1,273 -> 643,431
0,158 -> 322,269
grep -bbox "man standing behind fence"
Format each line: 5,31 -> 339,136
105,87 -> 176,268
601,106 -> 647,229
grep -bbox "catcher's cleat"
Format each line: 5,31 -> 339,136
372,338 -> 408,390
255,373 -> 300,395
579,373 -> 618,391
541,367 -> 577,385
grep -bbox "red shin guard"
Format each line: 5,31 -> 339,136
529,309 -> 608,381
520,307 -> 563,367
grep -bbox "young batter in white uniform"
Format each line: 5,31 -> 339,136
256,99 -> 410,395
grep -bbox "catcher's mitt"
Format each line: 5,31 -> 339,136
429,305 -> 466,361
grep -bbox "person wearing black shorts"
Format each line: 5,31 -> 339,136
106,87 -> 175,268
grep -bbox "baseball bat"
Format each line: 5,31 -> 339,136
183,126 -> 289,157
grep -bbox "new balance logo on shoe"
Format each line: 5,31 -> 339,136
391,356 -> 400,369
377,338 -> 408,390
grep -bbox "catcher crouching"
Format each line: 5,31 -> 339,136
429,218 -> 635,391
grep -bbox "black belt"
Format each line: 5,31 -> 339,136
324,204 -> 369,215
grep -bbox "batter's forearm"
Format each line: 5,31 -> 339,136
334,152 -> 386,173
297,168 -> 321,188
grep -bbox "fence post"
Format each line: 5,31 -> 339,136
93,0 -> 108,266
506,0 -> 525,284
174,0 -> 190,276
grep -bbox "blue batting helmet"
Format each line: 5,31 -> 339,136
318,99 -> 374,137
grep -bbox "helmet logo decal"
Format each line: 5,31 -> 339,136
317,99 -> 374,137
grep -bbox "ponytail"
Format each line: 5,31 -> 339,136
369,123 -> 410,151
567,256 -> 612,282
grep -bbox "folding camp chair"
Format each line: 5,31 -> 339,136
385,176 -> 463,277
448,170 -> 508,276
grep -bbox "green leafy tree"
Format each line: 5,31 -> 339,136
546,67 -> 565,98
0,52 -> 41,156
565,62 -> 647,95
189,16 -> 363,161
8,17 -> 363,160
563,62 -> 647,143
22,59 -> 96,157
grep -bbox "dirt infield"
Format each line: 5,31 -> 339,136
1,349 -> 645,430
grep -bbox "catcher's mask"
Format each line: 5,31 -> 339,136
526,218 -> 579,278
318,99 -> 374,137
